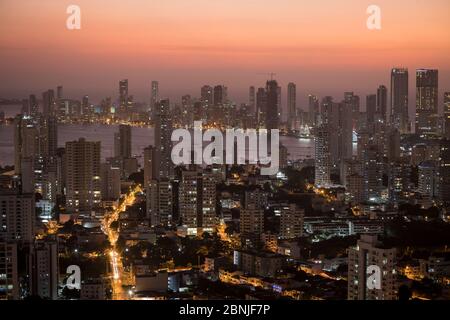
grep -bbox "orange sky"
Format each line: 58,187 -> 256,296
0,0 -> 449,110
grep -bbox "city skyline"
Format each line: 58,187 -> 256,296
0,68 -> 449,123
0,0 -> 450,106
1,0 -> 450,304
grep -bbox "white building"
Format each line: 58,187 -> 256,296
279,204 -> 304,239
348,235 -> 397,300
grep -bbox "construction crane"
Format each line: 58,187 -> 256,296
257,73 -> 277,80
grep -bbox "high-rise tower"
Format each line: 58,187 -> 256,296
416,69 -> 438,136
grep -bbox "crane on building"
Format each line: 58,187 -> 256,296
257,73 -> 277,81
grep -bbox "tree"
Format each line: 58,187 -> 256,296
398,285 -> 412,301
61,286 -> 80,300
128,170 -> 144,185
110,221 -> 119,231
61,219 -> 75,232
116,235 -> 126,252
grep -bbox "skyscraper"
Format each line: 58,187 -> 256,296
345,92 -> 360,130
390,68 -> 409,133
200,85 -> 213,122
416,69 -> 438,136
341,158 -> 363,188
387,128 -> 401,162
256,87 -> 267,128
244,189 -> 268,210
213,85 -> 227,106
65,138 -> 101,214
0,190 -> 35,243
314,124 -> 331,187
0,242 -> 19,299
339,101 -> 354,170
100,163 -> 121,201
56,85 -> 63,100
249,86 -> 256,114
181,94 -> 192,126
153,99 -> 173,179
362,143 -> 383,202
265,80 -> 279,130
376,85 -> 388,123
179,169 -> 216,235
366,94 -> 377,125
146,178 -> 173,227
20,157 -> 35,194
346,173 -> 365,204
31,239 -> 59,300
29,94 -> 39,118
146,180 -> 158,226
114,124 -> 132,159
181,94 -> 191,108
320,96 -> 334,125
342,94 -> 360,164
444,92 -> 450,139
418,161 -> 438,198
82,95 -> 90,118
150,80 -> 159,111
156,178 -> 173,227
277,85 -> 282,121
14,115 -> 51,198
42,90 -> 55,117
119,79 -> 129,109
348,235 -> 397,300
200,85 -> 213,108
40,116 -> 58,158
438,139 -> 450,202
324,101 -> 353,170
388,162 -> 411,204
14,115 -> 39,175
279,204 -> 304,239
143,145 -> 155,187
308,94 -> 319,127
287,83 -> 296,131
240,204 -> 264,248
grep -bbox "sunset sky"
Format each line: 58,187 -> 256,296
1,0 -> 449,111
